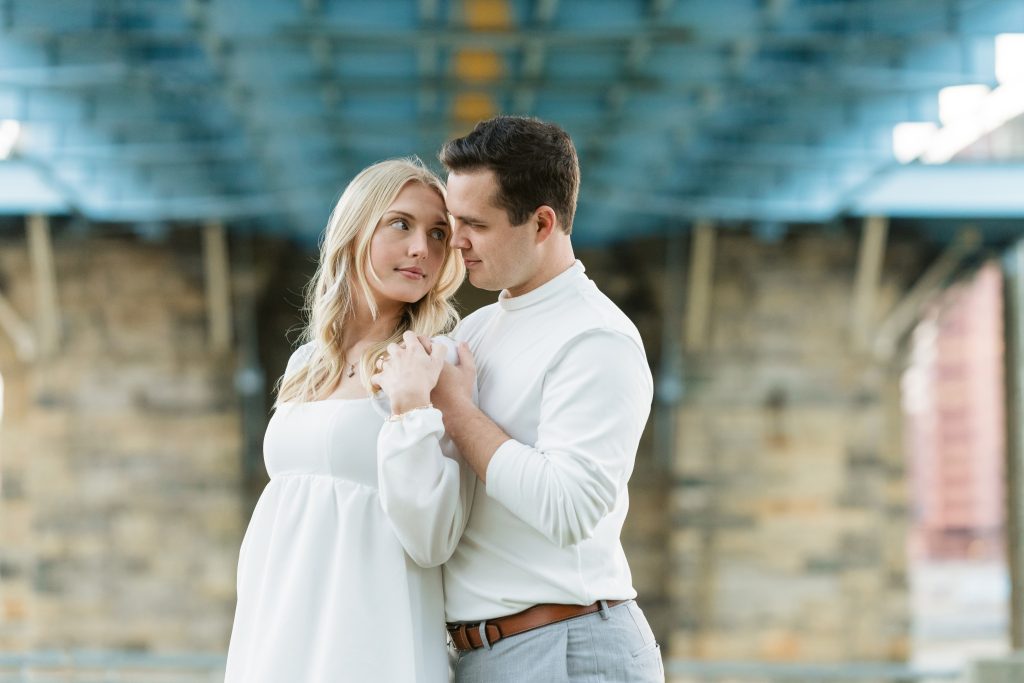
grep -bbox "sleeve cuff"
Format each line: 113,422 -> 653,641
484,438 -> 529,505
378,407 -> 444,450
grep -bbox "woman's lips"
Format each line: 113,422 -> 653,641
396,267 -> 426,280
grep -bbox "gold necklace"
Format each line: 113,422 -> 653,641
345,350 -> 359,378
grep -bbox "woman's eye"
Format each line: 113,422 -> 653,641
389,219 -> 409,230
430,228 -> 447,241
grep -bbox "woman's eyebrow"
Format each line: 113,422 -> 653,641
386,209 -> 449,228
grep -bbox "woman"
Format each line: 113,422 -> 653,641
224,158 -> 474,682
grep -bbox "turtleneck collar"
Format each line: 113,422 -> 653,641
497,260 -> 586,312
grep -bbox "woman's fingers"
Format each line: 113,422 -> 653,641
402,330 -> 424,352
380,332 -> 436,380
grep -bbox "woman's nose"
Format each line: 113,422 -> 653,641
408,231 -> 429,258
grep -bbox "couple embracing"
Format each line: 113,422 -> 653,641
223,116 -> 663,683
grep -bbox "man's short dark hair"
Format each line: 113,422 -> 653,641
439,116 -> 580,235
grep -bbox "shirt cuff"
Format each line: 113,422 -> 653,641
484,438 -> 530,505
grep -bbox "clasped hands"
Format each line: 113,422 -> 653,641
371,330 -> 476,416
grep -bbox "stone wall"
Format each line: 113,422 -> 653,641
0,228 -> 247,650
665,227 -> 932,662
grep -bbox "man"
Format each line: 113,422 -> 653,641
431,116 -> 662,682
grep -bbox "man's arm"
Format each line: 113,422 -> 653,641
435,331 -> 653,548
430,343 -> 509,482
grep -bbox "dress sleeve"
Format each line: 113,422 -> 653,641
484,329 -> 653,548
283,342 -> 314,379
377,408 -> 476,568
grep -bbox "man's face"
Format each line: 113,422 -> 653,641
446,169 -> 538,294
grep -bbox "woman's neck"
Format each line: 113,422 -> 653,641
318,295 -> 404,401
346,297 -> 403,348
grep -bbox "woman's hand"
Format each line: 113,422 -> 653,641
372,330 -> 447,415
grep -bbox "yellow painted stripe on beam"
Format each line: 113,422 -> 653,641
453,92 -> 498,122
463,0 -> 511,29
453,49 -> 504,82
451,0 -> 509,132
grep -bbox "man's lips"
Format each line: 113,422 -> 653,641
462,257 -> 481,267
396,267 -> 426,279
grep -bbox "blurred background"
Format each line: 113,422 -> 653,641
0,0 -> 1023,681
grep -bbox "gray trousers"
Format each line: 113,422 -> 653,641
450,600 -> 664,683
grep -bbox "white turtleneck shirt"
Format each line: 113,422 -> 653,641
442,260 -> 654,622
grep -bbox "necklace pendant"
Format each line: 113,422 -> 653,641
347,363 -> 356,378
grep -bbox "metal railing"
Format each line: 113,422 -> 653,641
0,651 -> 225,683
0,651 -> 978,683
666,659 -> 965,683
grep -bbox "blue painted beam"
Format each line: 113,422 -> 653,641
581,163 -> 1024,224
849,163 -> 1024,218
0,161 -> 69,214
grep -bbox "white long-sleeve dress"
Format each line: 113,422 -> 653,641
224,344 -> 475,683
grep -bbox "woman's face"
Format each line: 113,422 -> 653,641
367,181 -> 451,306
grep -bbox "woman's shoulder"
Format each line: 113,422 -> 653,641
284,341 -> 316,379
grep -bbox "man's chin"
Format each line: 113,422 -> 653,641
467,271 -> 502,292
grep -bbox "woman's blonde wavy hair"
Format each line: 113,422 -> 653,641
276,157 -> 465,406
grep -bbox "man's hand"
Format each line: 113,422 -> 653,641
432,342 -> 477,418
372,331 -> 446,415
426,342 -> 507,482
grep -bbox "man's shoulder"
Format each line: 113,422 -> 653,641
564,278 -> 644,342
454,301 -> 500,339
552,284 -> 653,389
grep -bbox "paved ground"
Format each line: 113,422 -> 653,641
910,560 -> 1012,673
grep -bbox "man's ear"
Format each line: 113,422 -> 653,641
534,205 -> 558,243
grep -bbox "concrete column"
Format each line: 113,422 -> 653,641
1001,242 -> 1024,649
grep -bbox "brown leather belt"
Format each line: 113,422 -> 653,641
447,600 -> 627,652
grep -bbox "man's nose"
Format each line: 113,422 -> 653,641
450,224 -> 471,250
